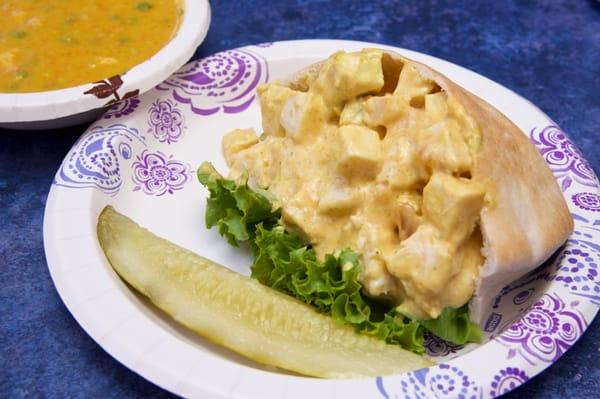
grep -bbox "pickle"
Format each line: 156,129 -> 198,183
97,206 -> 432,378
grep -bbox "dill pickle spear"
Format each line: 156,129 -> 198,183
97,206 -> 432,378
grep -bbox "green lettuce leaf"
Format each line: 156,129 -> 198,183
420,305 -> 482,345
197,162 -> 482,352
251,224 -> 425,352
197,162 -> 280,246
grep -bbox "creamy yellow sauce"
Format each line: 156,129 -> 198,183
0,0 -> 182,93
223,50 -> 486,319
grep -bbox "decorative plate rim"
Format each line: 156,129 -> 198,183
0,0 -> 211,123
43,39 -> 600,399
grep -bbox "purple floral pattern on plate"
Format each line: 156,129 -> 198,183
571,213 -> 600,248
513,288 -> 535,306
488,216 -> 600,319
551,241 -> 600,304
132,150 -> 190,196
103,97 -> 141,119
572,192 -> 600,212
496,293 -> 586,364
157,48 -> 268,116
486,267 -> 551,335
529,125 -> 599,190
492,272 -> 546,313
54,124 -> 145,195
147,99 -> 185,144
489,367 -> 529,397
424,331 -> 465,357
538,214 -> 600,305
376,364 -> 481,399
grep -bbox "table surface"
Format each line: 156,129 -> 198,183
2,0 -> 599,398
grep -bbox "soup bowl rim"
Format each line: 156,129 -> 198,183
0,0 -> 211,124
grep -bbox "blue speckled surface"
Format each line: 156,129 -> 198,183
1,0 -> 599,397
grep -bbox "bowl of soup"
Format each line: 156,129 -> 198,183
0,0 -> 210,130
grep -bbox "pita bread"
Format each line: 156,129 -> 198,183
282,50 -> 573,325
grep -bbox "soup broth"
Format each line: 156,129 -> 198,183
0,0 -> 183,93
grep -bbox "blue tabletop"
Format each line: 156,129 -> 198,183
1,1 -> 599,397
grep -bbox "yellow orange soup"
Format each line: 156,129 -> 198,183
0,0 -> 183,93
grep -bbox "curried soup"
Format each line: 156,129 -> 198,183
0,0 -> 183,93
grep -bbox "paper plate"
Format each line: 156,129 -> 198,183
43,40 -> 600,398
0,0 -> 210,130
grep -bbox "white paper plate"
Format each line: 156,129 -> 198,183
0,0 -> 210,130
43,40 -> 600,399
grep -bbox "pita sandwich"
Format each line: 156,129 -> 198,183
224,49 -> 573,327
